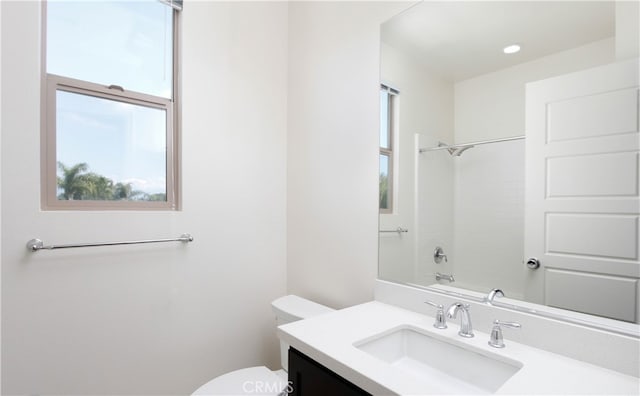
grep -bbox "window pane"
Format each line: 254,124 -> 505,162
380,154 -> 390,210
380,89 -> 390,149
56,90 -> 167,201
47,1 -> 173,98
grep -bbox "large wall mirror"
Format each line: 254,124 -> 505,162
379,1 -> 640,325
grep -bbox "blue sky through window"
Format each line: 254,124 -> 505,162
47,1 -> 173,98
56,91 -> 167,195
380,89 -> 389,149
47,1 -> 173,199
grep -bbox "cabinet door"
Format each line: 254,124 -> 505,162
524,58 -> 640,322
288,348 -> 371,396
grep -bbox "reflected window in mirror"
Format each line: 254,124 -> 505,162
379,84 -> 398,213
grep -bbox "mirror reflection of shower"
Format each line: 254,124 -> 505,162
379,0 -> 640,323
414,132 -> 526,295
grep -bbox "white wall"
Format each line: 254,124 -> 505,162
379,43 -> 454,286
1,2 -> 288,394
379,43 -> 414,285
415,134 -> 456,285
286,2 -> 411,309
454,38 -> 615,143
0,2 -> 3,387
452,139 -> 525,298
616,1 -> 640,60
451,38 -> 616,298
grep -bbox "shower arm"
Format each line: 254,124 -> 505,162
418,135 -> 525,154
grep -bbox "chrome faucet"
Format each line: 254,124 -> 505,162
486,288 -> 504,305
435,272 -> 455,282
447,302 -> 474,338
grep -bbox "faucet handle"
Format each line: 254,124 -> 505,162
424,300 -> 447,329
488,319 -> 521,348
433,246 -> 448,263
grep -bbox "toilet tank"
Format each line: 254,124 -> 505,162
271,295 -> 334,371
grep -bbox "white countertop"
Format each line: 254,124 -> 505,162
277,301 -> 640,395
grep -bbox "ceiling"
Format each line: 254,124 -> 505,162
381,1 -> 616,82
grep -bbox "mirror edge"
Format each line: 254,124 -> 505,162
407,282 -> 640,339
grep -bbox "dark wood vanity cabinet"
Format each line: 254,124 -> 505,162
288,348 -> 371,396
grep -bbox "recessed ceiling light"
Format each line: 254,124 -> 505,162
503,44 -> 521,54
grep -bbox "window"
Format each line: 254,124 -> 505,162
42,0 -> 182,210
379,85 -> 397,213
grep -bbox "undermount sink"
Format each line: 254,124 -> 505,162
354,325 -> 523,394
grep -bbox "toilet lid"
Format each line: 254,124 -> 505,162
192,366 -> 288,396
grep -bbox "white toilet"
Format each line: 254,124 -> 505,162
192,295 -> 334,396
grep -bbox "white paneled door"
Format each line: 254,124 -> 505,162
525,59 -> 640,323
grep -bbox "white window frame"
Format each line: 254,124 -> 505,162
40,1 -> 181,211
380,84 -> 398,214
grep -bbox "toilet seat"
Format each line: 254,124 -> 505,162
192,366 -> 288,396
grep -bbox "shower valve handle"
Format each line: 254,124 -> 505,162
434,246 -> 448,263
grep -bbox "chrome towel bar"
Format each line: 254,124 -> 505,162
379,227 -> 409,234
26,233 -> 194,252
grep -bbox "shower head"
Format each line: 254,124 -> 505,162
435,141 -> 474,157
447,145 -> 474,156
